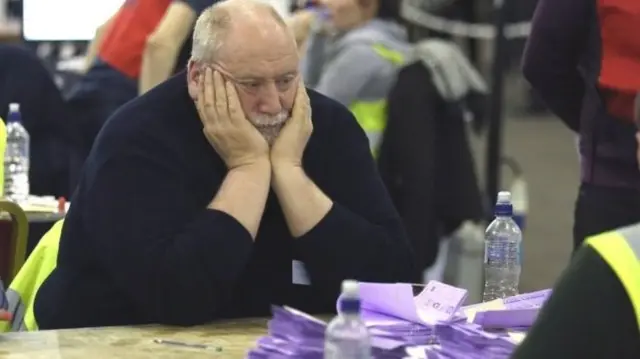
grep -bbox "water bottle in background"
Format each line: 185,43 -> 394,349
4,103 -> 30,203
324,280 -> 371,359
483,191 -> 522,302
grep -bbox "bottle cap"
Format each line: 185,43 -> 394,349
8,103 -> 19,113
341,280 -> 359,298
339,280 -> 361,314
497,191 -> 511,203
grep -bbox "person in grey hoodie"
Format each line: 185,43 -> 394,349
300,0 -> 410,152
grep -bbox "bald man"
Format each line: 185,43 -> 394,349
33,0 -> 415,329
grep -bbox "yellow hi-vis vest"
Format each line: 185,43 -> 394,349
0,219 -> 64,332
585,223 -> 640,330
348,44 -> 405,157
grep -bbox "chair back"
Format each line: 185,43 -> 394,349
0,200 -> 28,284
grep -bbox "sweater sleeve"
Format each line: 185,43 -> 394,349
82,143 -> 254,326
294,104 -> 416,294
511,245 -> 640,358
521,0 -> 591,132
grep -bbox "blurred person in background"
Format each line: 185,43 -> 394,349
69,0 -> 222,157
511,95 -> 640,357
29,0 -> 222,194
0,45 -> 74,197
523,0 -> 640,250
299,0 -> 410,153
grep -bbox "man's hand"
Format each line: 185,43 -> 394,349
196,68 -> 270,170
271,82 -> 332,237
271,80 -> 313,170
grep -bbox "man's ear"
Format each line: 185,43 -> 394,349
186,60 -> 201,100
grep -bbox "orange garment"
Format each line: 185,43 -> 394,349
98,0 -> 173,79
597,0 -> 640,121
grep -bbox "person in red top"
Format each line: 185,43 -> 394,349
523,0 -> 640,250
60,0 -> 221,192
69,0 -> 221,147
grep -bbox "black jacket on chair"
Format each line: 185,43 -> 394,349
378,61 -> 484,276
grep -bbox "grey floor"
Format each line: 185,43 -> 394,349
469,110 -> 578,293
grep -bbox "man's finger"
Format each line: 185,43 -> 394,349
292,79 -> 309,119
194,70 -> 207,119
226,81 -> 244,124
213,71 -> 229,122
203,67 -> 218,116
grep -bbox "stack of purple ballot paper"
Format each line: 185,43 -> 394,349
428,289 -> 552,359
246,282 -> 552,359
246,306 -> 410,359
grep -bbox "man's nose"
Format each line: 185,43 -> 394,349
257,83 -> 283,115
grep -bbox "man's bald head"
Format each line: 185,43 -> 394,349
191,0 -> 295,63
187,0 -> 302,146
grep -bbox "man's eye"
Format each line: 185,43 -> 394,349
243,82 -> 261,89
276,78 -> 294,89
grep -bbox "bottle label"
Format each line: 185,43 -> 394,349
519,243 -> 523,265
484,238 -> 521,266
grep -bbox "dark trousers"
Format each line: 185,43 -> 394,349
573,183 -> 640,250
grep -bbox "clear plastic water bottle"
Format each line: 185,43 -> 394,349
4,103 -> 30,203
324,280 -> 371,359
483,191 -> 522,302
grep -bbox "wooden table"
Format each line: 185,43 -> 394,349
0,318 -> 268,358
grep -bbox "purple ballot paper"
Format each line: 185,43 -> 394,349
338,281 -> 468,325
414,281 -> 468,323
359,283 -> 422,323
503,289 -> 551,309
473,308 -> 540,329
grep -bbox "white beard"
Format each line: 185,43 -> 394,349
249,111 -> 289,146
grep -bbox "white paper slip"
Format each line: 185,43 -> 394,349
292,260 -> 311,285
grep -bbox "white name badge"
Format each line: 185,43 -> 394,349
292,260 -> 311,286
